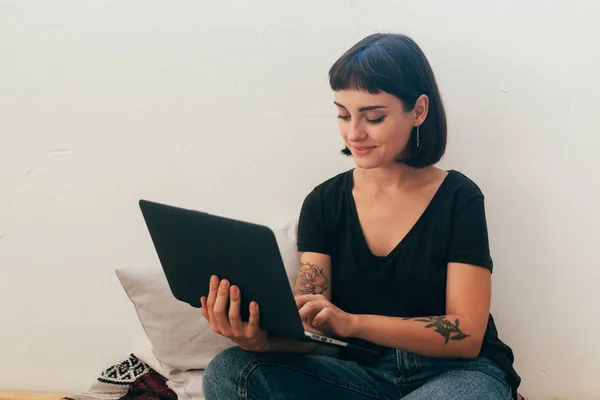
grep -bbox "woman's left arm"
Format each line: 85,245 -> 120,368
297,262 -> 491,359
353,262 -> 491,358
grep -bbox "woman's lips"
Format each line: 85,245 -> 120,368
352,146 -> 376,156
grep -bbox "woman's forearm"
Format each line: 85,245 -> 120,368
351,314 -> 484,358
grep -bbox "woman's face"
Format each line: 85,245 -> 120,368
334,90 -> 426,170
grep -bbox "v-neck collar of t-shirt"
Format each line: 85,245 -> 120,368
346,169 -> 456,261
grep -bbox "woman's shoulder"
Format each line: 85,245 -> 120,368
446,169 -> 486,198
313,170 -> 352,197
302,169 -> 352,209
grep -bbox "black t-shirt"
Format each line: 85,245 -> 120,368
297,169 -> 520,398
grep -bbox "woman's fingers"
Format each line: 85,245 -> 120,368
206,276 -> 264,344
206,275 -> 220,332
200,296 -> 209,321
205,276 -> 263,343
298,300 -> 329,323
311,307 -> 332,327
295,294 -> 325,309
213,279 -> 232,335
246,302 -> 260,337
228,285 -> 244,336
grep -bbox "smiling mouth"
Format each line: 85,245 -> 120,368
352,146 -> 376,155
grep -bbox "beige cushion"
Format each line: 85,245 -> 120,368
167,369 -> 205,400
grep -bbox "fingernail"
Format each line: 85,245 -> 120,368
221,280 -> 229,289
251,302 -> 258,311
210,275 -> 218,285
230,286 -> 238,296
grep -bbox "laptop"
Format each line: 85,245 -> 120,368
139,199 -> 378,355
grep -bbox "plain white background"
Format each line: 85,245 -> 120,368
1,1 -> 599,399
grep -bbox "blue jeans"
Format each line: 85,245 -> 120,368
203,346 -> 512,399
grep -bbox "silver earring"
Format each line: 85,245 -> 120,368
416,125 -> 420,148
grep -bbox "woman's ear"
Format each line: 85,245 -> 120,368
413,94 -> 429,126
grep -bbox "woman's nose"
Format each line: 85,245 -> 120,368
347,122 -> 367,142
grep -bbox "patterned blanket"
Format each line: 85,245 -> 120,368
62,354 -> 175,400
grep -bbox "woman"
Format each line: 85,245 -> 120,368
201,33 -> 520,400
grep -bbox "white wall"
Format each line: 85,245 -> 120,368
1,1 -> 598,398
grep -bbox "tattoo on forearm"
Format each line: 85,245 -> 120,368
403,316 -> 470,344
295,261 -> 329,295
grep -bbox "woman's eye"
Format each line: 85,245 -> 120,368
337,115 -> 351,121
367,116 -> 385,124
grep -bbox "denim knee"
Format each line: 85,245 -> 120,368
203,346 -> 250,399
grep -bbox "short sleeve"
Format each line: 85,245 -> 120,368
447,194 -> 494,271
297,189 -> 332,255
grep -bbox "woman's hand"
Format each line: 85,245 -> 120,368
295,294 -> 358,338
201,275 -> 270,352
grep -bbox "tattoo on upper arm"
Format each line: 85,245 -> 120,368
294,261 -> 329,295
403,316 -> 470,344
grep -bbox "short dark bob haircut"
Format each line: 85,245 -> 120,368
329,33 -> 447,168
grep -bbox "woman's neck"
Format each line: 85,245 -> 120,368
354,163 -> 435,194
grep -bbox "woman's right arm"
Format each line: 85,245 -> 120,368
264,251 -> 332,353
295,252 -> 332,301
